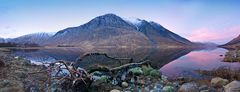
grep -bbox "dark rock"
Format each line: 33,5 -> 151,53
199,85 -> 208,91
0,59 -> 5,67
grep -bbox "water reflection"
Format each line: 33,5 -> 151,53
11,47 -> 191,68
160,48 -> 240,78
11,47 -> 240,78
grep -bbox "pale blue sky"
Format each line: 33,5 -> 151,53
0,0 -> 240,44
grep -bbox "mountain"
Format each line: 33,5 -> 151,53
221,35 -> 240,49
9,32 -> 54,45
0,37 -> 5,43
193,42 -> 218,50
45,14 -> 193,47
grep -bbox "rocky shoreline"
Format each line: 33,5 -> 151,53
87,65 -> 240,92
0,51 -> 240,92
223,50 -> 240,62
0,52 -> 48,92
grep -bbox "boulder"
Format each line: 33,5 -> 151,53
110,89 -> 121,92
224,80 -> 240,92
178,82 -> 199,92
121,82 -> 128,88
211,77 -> 229,87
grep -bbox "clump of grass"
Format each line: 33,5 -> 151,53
129,67 -> 143,75
223,50 -> 240,62
141,65 -> 161,77
197,66 -> 240,81
141,65 -> 154,76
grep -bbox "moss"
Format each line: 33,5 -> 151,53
141,65 -> 161,77
99,76 -> 109,82
142,65 -> 154,76
129,67 -> 143,75
149,69 -> 161,78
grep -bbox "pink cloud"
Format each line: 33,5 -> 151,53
187,26 -> 240,43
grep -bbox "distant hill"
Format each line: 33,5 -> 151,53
8,32 -> 54,46
0,37 -> 5,43
44,14 -> 193,47
220,35 -> 240,49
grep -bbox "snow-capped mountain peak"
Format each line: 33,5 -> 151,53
123,17 -> 143,25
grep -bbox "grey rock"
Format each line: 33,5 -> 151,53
110,89 -> 121,92
178,82 -> 199,92
200,90 -> 209,92
224,80 -> 240,92
211,77 -> 229,87
112,78 -> 118,85
1,80 -> 11,87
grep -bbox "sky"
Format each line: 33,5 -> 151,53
0,0 -> 240,44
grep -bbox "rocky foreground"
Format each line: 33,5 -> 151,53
0,51 -> 240,92
0,51 -> 48,92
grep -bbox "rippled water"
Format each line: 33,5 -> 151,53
11,47 -> 240,78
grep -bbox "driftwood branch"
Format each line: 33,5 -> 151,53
88,60 -> 150,73
110,60 -> 149,71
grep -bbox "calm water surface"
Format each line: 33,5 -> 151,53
11,47 -> 240,78
160,48 -> 240,78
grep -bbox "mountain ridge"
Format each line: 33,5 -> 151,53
221,34 -> 240,49
8,32 -> 54,45
4,13 -> 195,48
45,13 -> 193,47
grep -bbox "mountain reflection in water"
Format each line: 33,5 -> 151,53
11,47 -> 240,78
160,48 -> 240,78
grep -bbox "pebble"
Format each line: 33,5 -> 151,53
122,82 -> 128,88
